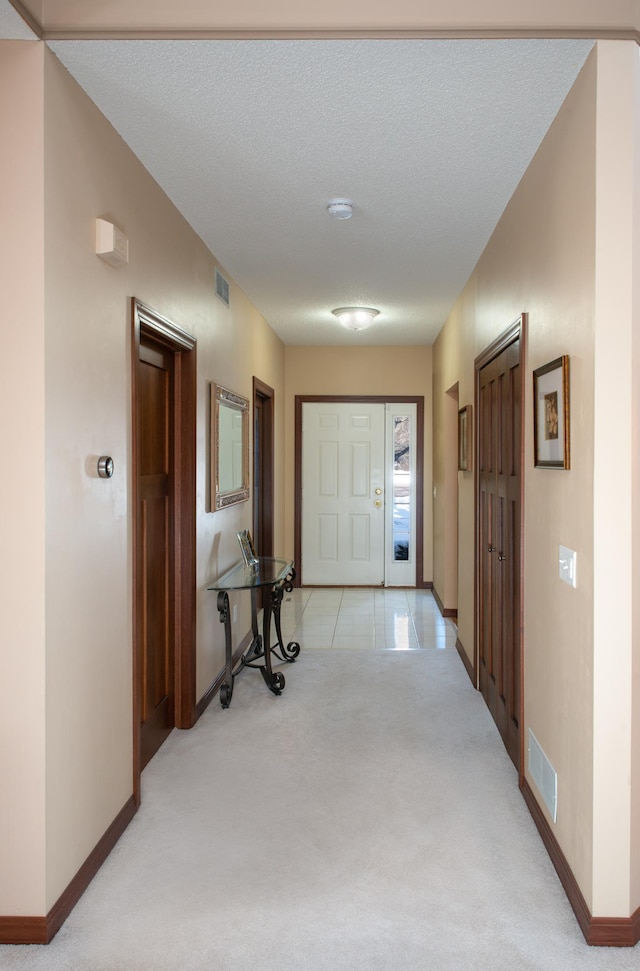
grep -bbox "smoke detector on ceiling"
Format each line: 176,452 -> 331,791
327,198 -> 353,219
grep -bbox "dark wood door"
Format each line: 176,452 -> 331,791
137,339 -> 174,769
253,378 -> 275,558
478,335 -> 521,770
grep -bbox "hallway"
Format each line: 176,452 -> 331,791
2,598 -> 637,970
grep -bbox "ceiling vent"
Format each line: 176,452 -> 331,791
215,268 -> 230,307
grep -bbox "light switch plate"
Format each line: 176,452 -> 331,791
559,545 -> 577,587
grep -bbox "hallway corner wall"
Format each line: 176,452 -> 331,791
0,40 -> 287,926
0,39 -> 47,918
41,44 -> 287,911
433,45 -> 599,910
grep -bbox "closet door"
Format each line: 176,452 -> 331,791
137,338 -> 174,770
477,332 -> 522,770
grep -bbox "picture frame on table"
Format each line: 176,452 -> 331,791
237,529 -> 258,569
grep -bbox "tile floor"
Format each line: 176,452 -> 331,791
278,587 -> 457,651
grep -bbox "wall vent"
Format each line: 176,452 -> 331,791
215,268 -> 230,307
528,729 -> 558,823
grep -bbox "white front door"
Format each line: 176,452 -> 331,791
302,402 -> 385,585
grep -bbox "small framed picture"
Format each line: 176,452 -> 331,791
533,355 -> 570,469
236,529 -> 258,568
458,405 -> 472,471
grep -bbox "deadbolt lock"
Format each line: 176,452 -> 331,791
375,488 -> 382,495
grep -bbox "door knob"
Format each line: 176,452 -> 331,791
375,500 -> 382,507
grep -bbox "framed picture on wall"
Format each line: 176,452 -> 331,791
533,355 -> 570,469
458,405 -> 472,471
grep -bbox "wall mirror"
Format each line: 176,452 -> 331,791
211,384 -> 250,509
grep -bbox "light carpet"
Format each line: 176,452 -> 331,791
2,649 -> 638,970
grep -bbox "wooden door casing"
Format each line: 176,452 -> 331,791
253,378 -> 275,612
131,299 -> 197,804
138,340 -> 174,770
476,318 -> 525,773
253,377 -> 275,559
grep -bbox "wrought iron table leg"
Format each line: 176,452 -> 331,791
270,570 -> 301,663
217,590 -> 234,708
259,587 -> 285,695
241,588 -> 263,665
215,572 -> 300,706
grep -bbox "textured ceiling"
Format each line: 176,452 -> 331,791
3,1 -> 593,345
0,0 -> 34,37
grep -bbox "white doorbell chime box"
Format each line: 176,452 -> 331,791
95,218 -> 129,268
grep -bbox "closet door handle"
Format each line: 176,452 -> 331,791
498,554 -> 506,561
487,546 -> 496,553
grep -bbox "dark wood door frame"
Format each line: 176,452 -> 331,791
294,395 -> 425,588
474,314 -> 526,780
253,376 -> 275,558
131,298 -> 197,805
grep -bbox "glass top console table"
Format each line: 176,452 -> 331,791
207,557 -> 300,708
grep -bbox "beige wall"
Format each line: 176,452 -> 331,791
283,345 -> 433,584
433,41 -> 640,919
434,45 -> 597,902
0,40 -> 47,917
0,41 -> 286,915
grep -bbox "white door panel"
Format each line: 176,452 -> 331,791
302,403 -> 385,585
318,514 -> 339,560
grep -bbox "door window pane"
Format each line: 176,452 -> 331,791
393,416 -> 410,561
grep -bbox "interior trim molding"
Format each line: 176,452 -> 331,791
0,796 -> 137,945
431,584 -> 456,617
0,916 -> 47,945
455,636 -> 475,686
7,0 -> 640,41
253,376 -> 276,559
520,778 -> 640,947
588,910 -> 640,948
22,26 -> 640,43
131,298 -> 197,803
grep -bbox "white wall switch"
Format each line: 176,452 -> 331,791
559,545 -> 577,587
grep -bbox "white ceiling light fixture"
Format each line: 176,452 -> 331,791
332,307 -> 379,331
327,198 -> 353,219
